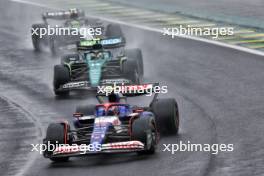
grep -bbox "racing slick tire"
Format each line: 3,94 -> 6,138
75,104 -> 95,115
75,105 -> 95,129
49,36 -> 60,56
151,98 -> 179,135
122,59 -> 140,84
132,115 -> 157,154
61,53 -> 80,64
53,65 -> 70,96
44,123 -> 70,162
105,24 -> 124,38
31,23 -> 48,52
125,48 -> 144,76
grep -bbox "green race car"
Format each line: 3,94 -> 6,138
53,38 -> 144,96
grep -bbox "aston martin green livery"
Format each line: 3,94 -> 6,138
53,38 -> 144,96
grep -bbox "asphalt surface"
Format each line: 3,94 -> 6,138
0,96 -> 40,176
0,0 -> 264,176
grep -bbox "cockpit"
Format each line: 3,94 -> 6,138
84,51 -> 111,61
95,104 -> 130,118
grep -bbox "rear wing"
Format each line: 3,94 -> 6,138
42,10 -> 85,21
77,37 -> 126,50
96,83 -> 160,106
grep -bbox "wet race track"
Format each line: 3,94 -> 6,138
0,0 -> 263,176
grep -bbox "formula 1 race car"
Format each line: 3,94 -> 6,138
53,38 -> 144,96
31,8 -> 124,55
42,84 -> 179,162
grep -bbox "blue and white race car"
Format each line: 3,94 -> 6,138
42,84 -> 179,162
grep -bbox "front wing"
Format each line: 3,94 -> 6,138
46,141 -> 144,158
56,78 -> 131,91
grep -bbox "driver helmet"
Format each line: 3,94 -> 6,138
108,93 -> 120,103
90,51 -> 104,60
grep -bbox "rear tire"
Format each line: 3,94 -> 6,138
31,23 -> 47,52
75,105 -> 95,115
122,59 -> 140,84
53,65 -> 70,96
50,37 -> 59,56
125,48 -> 144,76
45,123 -> 70,162
151,98 -> 179,135
132,115 -> 157,154
75,105 -> 95,130
105,24 -> 124,38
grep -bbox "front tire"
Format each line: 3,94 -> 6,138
44,123 -> 70,162
151,98 -> 179,135
132,115 -> 157,154
74,105 -> 95,129
75,105 -> 95,115
53,65 -> 70,96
